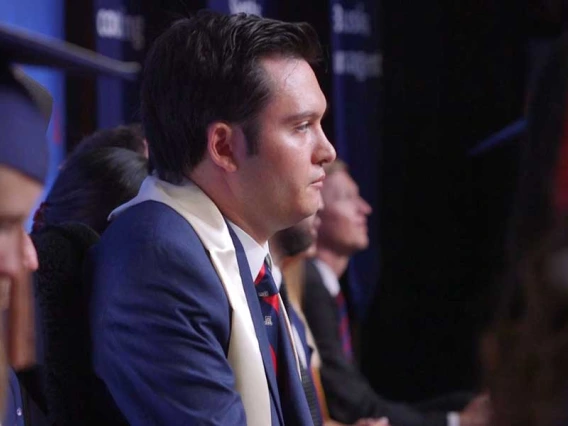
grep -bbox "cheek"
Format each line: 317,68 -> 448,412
338,212 -> 362,238
331,208 -> 352,227
256,147 -> 294,184
271,162 -> 308,199
266,132 -> 311,171
321,211 -> 346,234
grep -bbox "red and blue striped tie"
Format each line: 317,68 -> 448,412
255,261 -> 284,375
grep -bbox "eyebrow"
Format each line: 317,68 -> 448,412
283,103 -> 329,124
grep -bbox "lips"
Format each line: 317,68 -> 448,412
311,173 -> 326,186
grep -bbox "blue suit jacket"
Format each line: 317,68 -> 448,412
88,201 -> 312,425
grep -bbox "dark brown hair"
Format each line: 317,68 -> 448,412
141,11 -> 322,183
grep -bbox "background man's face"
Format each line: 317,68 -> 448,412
274,213 -> 321,258
317,169 -> 372,256
0,166 -> 42,308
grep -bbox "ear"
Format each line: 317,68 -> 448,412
206,121 -> 240,172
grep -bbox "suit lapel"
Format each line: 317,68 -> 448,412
228,226 -> 285,425
277,287 -> 314,426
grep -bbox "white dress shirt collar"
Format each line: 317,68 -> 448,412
227,220 -> 272,283
313,258 -> 341,297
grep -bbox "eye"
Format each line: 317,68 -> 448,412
0,218 -> 21,235
296,122 -> 311,133
0,221 -> 17,235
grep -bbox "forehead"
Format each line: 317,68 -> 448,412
0,165 -> 43,219
258,56 -> 326,117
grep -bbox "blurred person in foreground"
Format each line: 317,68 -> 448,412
271,214 -> 391,426
0,66 -> 50,424
0,14 -> 142,424
303,159 -> 491,426
489,226 -> 568,426
87,10 -> 335,426
486,33 -> 568,426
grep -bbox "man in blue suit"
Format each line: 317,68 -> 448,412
88,11 -> 336,426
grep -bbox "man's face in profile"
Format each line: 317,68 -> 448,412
318,169 -> 372,256
233,56 -> 336,234
275,213 -> 321,258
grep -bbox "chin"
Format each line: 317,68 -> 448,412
355,237 -> 370,251
296,201 -> 319,221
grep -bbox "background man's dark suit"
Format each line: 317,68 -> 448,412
303,259 -> 455,426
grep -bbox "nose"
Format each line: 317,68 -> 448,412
315,129 -> 336,165
359,196 -> 372,215
22,233 -> 38,272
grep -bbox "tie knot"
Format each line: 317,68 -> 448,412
255,261 -> 278,297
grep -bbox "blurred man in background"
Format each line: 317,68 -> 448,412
0,65 -> 50,425
303,159 -> 491,426
271,213 -> 391,426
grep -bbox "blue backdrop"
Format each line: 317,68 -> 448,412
0,0 -> 66,223
330,0 -> 381,320
94,0 -> 146,128
207,0 -> 276,17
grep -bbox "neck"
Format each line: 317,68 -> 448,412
189,169 -> 270,245
316,246 -> 350,278
224,210 -> 270,245
270,241 -> 285,268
